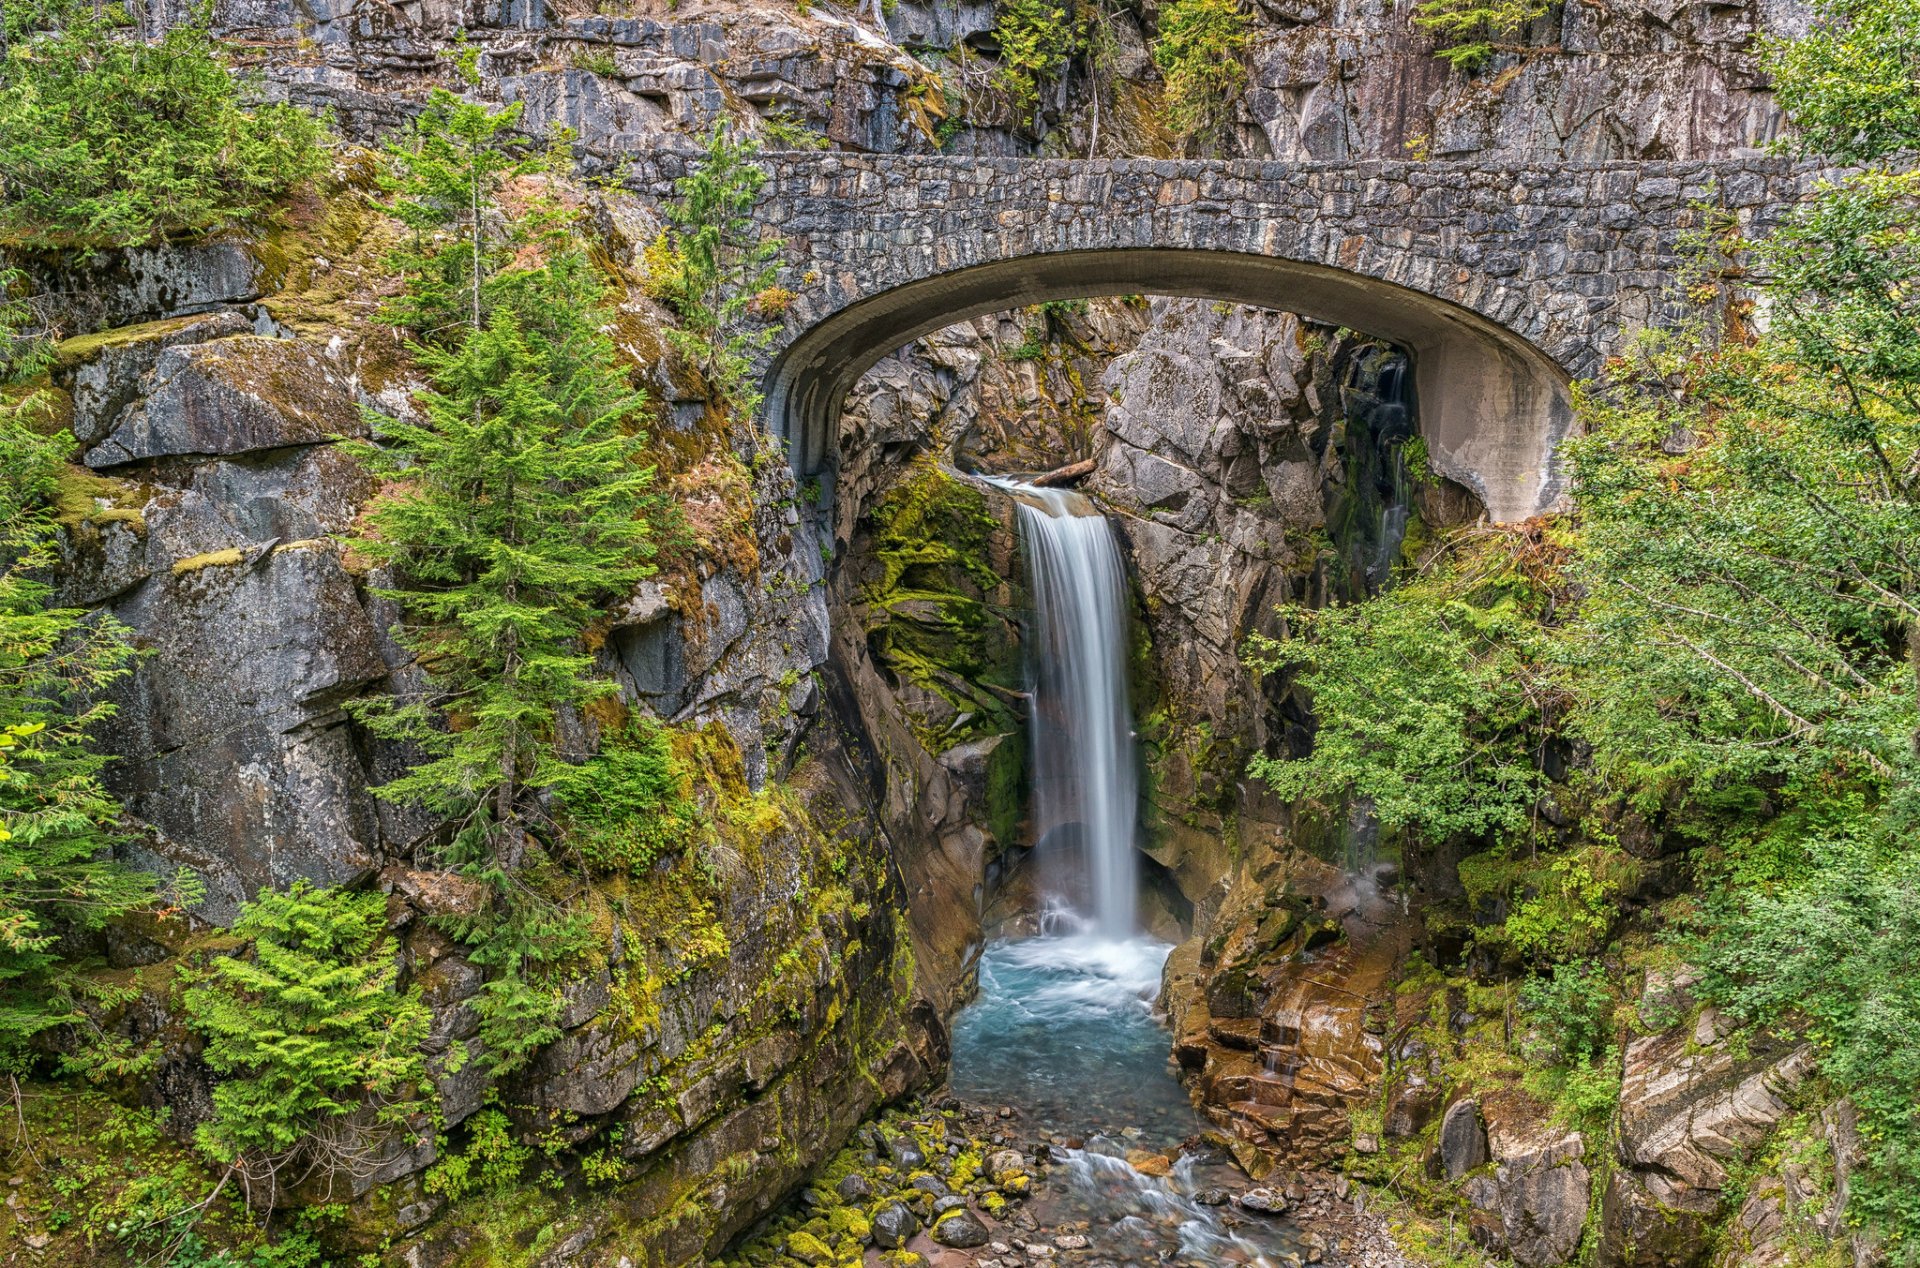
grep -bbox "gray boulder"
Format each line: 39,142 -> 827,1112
86,335 -> 362,468
1440,1097 -> 1490,1179
930,1207 -> 990,1248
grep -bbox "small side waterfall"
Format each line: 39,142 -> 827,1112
1003,482 -> 1139,937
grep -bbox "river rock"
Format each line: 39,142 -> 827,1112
986,1148 -> 1027,1182
885,1134 -> 926,1170
835,1172 -> 872,1202
932,1208 -> 990,1248
1238,1187 -> 1288,1214
872,1201 -> 919,1249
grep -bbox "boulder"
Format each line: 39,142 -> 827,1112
871,1201 -> 919,1249
57,310 -> 252,444
1439,1097 -> 1490,1178
1464,1113 -> 1590,1268
1601,1019 -> 1815,1268
85,335 -> 362,468
931,1207 -> 990,1248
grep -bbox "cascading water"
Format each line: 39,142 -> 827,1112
945,479 -> 1304,1267
1004,482 -> 1139,935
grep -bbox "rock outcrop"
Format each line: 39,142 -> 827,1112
1602,995 -> 1817,1268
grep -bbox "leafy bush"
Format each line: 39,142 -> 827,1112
180,882 -> 430,1183
1763,0 -> 1920,163
0,14 -> 326,248
1518,958 -> 1612,1065
1697,829 -> 1920,1246
1152,0 -> 1255,141
1244,530 -> 1561,851
1409,0 -> 1548,72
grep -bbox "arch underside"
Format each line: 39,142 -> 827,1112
764,248 -> 1576,524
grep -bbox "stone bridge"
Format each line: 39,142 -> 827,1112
634,154 -> 1817,522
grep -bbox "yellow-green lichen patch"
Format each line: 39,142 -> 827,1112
170,547 -> 246,575
51,312 -> 222,370
54,463 -> 147,531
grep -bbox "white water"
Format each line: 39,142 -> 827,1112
1004,482 -> 1140,936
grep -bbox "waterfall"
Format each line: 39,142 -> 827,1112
1002,482 -> 1139,938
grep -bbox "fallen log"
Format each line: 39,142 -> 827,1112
1029,458 -> 1095,488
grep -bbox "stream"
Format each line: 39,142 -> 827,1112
947,936 -> 1308,1266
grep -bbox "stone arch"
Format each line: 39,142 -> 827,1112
764,247 -> 1573,523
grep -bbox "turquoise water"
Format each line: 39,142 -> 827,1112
948,937 -> 1306,1266
949,935 -> 1201,1146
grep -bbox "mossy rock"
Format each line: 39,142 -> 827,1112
784,1230 -> 833,1266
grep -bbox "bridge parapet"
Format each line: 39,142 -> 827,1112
626,155 -> 1819,521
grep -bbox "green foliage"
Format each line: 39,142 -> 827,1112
180,881 -> 430,1176
1,266 -> 54,383
1245,531 -> 1561,850
990,0 -> 1087,121
550,720 -> 697,874
1763,0 -> 1920,163
377,88 -> 539,339
1409,0 -> 1548,72
357,102 -> 661,1077
0,410 -> 175,1074
0,13 -> 325,249
1152,0 -> 1254,141
424,1105 -> 532,1200
1518,958 -> 1612,1065
646,122 -> 784,411
1695,826 -> 1920,1248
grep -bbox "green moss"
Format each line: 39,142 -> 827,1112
54,463 -> 146,531
862,456 -> 1024,749
170,546 -> 246,575
52,312 -> 218,369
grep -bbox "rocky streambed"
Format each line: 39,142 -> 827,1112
718,938 -> 1413,1268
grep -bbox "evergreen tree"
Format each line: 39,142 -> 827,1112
647,122 -> 784,410
0,406 -> 176,1076
180,881 -> 430,1190
378,75 -> 536,340
350,255 -> 657,1074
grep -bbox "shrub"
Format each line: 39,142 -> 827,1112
551,721 -> 699,875
990,0 -> 1086,122
1152,0 -> 1254,141
0,14 -> 326,249
1518,958 -> 1613,1065
180,882 -> 430,1186
1409,0 -> 1549,72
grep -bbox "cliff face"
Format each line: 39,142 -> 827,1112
29,173 -> 946,1263
215,0 -> 1798,166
